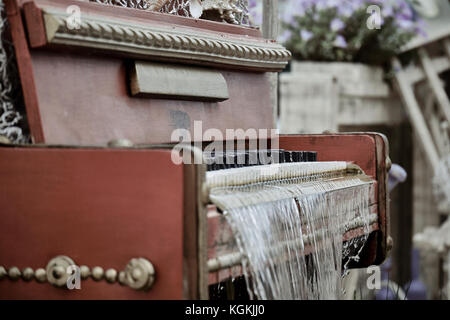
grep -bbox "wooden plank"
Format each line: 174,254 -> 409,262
279,74 -> 339,134
291,61 -> 385,82
183,162 -> 199,299
262,0 -> 279,126
280,134 -> 378,178
262,0 -> 278,41
291,61 -> 389,98
130,61 -> 229,102
444,38 -> 450,60
392,57 -> 440,169
424,91 -> 446,157
372,133 -> 390,265
402,56 -> 450,85
418,48 -> 450,125
337,95 -> 405,126
401,26 -> 450,53
4,0 -> 45,142
23,1 -> 47,47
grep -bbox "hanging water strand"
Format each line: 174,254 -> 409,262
0,0 -> 29,143
207,162 -> 375,300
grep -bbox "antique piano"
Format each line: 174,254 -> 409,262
0,0 -> 390,299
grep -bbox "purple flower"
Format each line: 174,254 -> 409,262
337,3 -> 356,17
334,35 -> 347,48
382,5 -> 394,17
300,29 -> 314,41
397,0 -> 414,19
414,19 -> 428,38
396,17 -> 414,30
248,0 -> 258,9
280,2 -> 303,25
316,0 -> 327,11
326,0 -> 340,8
248,0 -> 262,26
278,29 -> 293,43
330,18 -> 345,31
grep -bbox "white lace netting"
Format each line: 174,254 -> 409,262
90,0 -> 250,24
0,0 -> 29,143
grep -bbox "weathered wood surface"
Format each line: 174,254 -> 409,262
279,74 -> 339,134
262,0 -> 279,126
290,61 -> 390,98
418,47 -> 450,125
280,62 -> 404,132
402,56 -> 450,84
392,57 -> 440,169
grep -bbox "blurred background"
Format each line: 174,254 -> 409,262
250,0 -> 450,300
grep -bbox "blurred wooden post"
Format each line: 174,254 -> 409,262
392,57 -> 440,169
262,0 -> 279,127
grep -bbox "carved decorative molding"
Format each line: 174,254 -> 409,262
42,8 -> 291,71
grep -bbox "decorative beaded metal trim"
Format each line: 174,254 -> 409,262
0,256 -> 156,291
43,8 -> 290,72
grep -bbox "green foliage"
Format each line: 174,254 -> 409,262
282,3 -> 419,65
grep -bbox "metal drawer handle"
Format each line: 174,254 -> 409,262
0,256 -> 156,291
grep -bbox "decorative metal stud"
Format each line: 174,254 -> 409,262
107,139 -> 134,148
35,268 -> 47,283
386,156 -> 392,172
8,267 -> 21,281
124,258 -> 155,291
118,271 -> 127,286
0,266 -> 6,280
46,256 -> 75,288
105,269 -> 117,283
92,266 -> 104,281
80,265 -> 90,280
22,267 -> 34,281
0,135 -> 11,144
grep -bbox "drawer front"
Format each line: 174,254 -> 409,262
0,147 -> 184,299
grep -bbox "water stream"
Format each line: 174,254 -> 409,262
208,163 -> 374,300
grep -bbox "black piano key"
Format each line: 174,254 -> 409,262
204,149 -> 318,171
